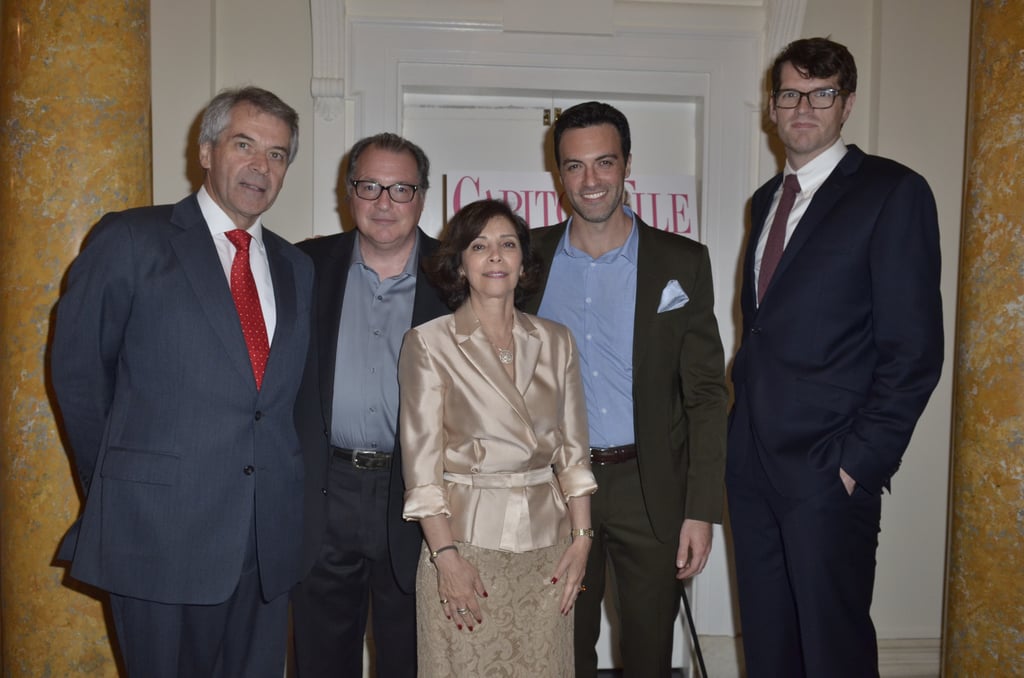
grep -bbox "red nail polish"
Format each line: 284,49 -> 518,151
457,624 -> 463,630
551,577 -> 558,584
483,591 -> 489,597
468,626 -> 474,632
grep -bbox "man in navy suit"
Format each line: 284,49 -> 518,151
51,87 -> 312,677
727,38 -> 944,677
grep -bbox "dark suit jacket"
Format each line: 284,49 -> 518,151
295,228 -> 448,593
523,218 -> 729,542
51,194 -> 313,605
729,145 -> 944,497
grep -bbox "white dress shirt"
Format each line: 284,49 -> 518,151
198,186 -> 277,342
754,138 -> 849,305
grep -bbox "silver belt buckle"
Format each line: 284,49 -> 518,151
352,449 -> 388,470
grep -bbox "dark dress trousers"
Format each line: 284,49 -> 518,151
291,228 -> 449,678
727,145 -> 944,677
51,194 -> 313,677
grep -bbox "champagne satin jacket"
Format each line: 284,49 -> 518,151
399,304 -> 597,553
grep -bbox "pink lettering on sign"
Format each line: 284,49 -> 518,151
452,175 -> 567,226
446,173 -> 698,239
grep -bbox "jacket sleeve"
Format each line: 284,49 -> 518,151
679,245 -> 729,522
51,215 -> 135,494
398,326 -> 450,520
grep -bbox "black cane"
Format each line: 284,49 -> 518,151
681,585 -> 709,677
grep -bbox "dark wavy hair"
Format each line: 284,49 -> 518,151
429,199 -> 542,310
346,132 -> 431,190
771,37 -> 858,95
553,101 -> 631,167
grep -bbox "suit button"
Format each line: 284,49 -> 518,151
750,327 -> 762,334
254,411 -> 263,421
243,465 -> 255,475
321,487 -> 328,495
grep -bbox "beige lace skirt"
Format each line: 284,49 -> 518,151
415,541 -> 573,677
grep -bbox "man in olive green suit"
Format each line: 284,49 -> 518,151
522,101 -> 728,677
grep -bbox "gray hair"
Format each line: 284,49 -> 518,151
198,86 -> 299,164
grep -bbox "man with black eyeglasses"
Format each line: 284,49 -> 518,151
727,37 -> 943,677
291,133 -> 448,678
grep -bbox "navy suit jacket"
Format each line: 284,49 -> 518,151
295,229 -> 449,593
52,194 -> 314,604
728,145 -> 944,497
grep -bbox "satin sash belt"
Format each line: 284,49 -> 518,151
443,466 -> 554,488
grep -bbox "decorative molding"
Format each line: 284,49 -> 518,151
311,77 -> 346,121
765,0 -> 806,66
310,0 -> 345,121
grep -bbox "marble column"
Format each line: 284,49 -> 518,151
0,1 -> 150,674
943,1 -> 1024,675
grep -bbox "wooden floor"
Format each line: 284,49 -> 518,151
596,672 -> 687,677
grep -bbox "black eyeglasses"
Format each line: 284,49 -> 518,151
773,88 -> 850,109
350,180 -> 420,203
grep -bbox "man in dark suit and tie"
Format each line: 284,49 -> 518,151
290,133 -> 448,678
523,101 -> 729,677
51,87 -> 313,677
727,38 -> 944,677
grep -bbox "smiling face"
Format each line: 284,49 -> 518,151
199,102 -> 292,229
347,146 -> 425,257
557,123 -> 632,227
770,61 -> 856,169
460,216 -> 524,304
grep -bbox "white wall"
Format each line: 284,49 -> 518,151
151,0 -> 313,243
149,0 -> 969,661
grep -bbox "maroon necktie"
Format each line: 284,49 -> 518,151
226,229 -> 270,389
757,173 -> 801,304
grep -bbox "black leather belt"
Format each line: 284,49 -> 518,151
589,444 -> 638,465
332,446 -> 392,471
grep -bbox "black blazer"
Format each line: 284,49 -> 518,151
295,228 -> 448,592
729,145 -> 944,497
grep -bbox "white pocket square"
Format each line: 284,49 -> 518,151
658,279 -> 689,313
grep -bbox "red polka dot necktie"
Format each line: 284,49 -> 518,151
757,173 -> 801,304
226,229 -> 270,390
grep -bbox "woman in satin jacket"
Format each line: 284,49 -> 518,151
398,199 -> 596,677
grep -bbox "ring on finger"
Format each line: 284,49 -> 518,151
440,598 -> 448,605
456,607 -> 469,615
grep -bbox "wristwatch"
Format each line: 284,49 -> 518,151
570,528 -> 595,540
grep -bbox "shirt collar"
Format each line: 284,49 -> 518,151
197,185 -> 266,249
785,138 -> 848,195
560,205 -> 639,263
352,228 -> 422,278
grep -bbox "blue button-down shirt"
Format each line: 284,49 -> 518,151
537,207 -> 638,447
331,234 -> 419,452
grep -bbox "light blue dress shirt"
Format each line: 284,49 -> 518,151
537,207 -> 638,448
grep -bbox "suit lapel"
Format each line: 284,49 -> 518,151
452,305 -> 536,431
411,229 -> 450,325
758,146 -> 865,306
262,232 -> 298,392
632,221 -> 665,373
169,196 -> 255,389
523,223 -> 566,314
317,232 -> 355,420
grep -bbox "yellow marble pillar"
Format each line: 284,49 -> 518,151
944,1 -> 1024,675
0,1 -> 150,674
